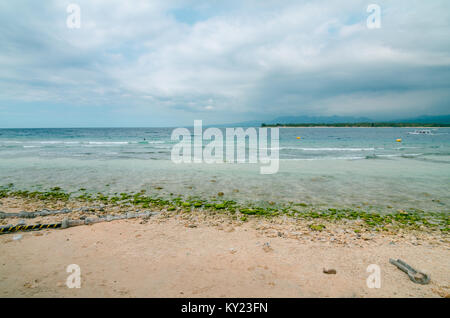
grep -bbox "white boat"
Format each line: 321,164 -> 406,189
407,129 -> 433,135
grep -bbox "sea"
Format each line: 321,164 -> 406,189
0,127 -> 449,213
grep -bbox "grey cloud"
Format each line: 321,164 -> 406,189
0,0 -> 449,125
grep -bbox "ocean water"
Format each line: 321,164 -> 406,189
0,127 -> 449,212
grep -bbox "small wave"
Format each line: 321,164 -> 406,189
86,141 -> 165,145
281,156 -> 366,161
87,141 -> 129,145
401,153 -> 423,157
260,147 -> 376,151
376,154 -> 402,158
0,141 -> 81,145
286,147 -> 375,151
365,153 -> 423,160
38,141 -> 79,144
365,154 -> 398,159
1,140 -> 167,146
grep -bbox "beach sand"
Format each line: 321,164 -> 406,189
0,207 -> 449,298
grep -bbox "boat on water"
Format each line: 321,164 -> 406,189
407,129 -> 433,135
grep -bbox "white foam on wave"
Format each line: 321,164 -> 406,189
394,146 -> 420,150
39,141 -> 76,144
283,153 -> 423,161
87,141 -> 129,145
401,153 -> 424,157
283,147 -> 375,151
373,154 -> 401,158
2,140 -> 167,146
376,153 -> 422,157
258,147 -> 376,151
281,156 -> 366,161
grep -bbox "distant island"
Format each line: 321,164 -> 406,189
261,122 -> 450,127
223,114 -> 450,127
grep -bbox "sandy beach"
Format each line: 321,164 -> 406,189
1,198 -> 449,298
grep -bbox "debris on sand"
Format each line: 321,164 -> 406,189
263,242 -> 273,253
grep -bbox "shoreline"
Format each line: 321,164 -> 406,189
1,189 -> 448,297
1,186 -> 448,233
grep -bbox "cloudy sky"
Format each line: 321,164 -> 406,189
1,0 -> 449,127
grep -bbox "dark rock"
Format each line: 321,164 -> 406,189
323,268 -> 337,274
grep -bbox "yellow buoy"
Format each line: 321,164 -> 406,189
296,137 -> 301,139
396,138 -> 402,142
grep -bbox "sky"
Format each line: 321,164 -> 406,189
0,0 -> 450,128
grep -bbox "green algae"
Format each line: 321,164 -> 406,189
1,185 -> 448,233
309,224 -> 326,231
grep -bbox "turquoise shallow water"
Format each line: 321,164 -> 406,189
0,127 -> 449,212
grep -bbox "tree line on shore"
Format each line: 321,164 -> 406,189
261,122 -> 450,127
